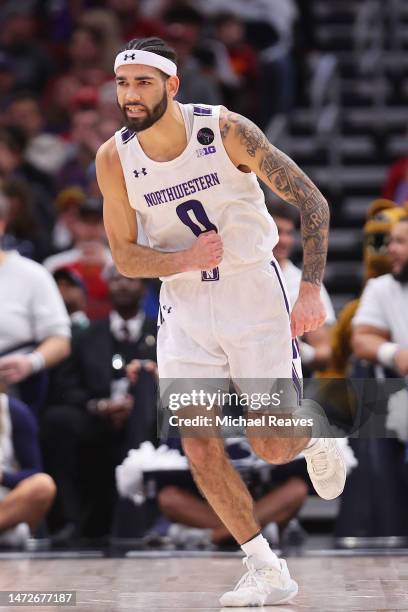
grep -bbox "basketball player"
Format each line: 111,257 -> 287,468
96,37 -> 346,607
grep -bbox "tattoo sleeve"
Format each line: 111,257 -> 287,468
221,111 -> 330,287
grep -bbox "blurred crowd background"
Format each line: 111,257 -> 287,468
0,0 -> 408,553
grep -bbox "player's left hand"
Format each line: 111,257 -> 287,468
0,354 -> 33,384
290,282 -> 326,338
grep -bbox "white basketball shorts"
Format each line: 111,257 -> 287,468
157,258 -> 303,403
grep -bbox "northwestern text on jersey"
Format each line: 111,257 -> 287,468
143,172 -> 220,207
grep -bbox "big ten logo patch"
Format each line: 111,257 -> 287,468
196,145 -> 216,158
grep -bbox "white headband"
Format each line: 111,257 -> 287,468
114,50 -> 177,76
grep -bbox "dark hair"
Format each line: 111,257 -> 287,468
9,90 -> 38,105
2,178 -> 37,237
266,200 -> 299,225
164,4 -> 203,27
194,44 -> 216,69
0,125 -> 27,154
73,25 -> 105,48
121,37 -> 178,80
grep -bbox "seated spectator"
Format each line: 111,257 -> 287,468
167,25 -> 223,106
52,187 -> 86,253
0,192 -> 71,416
41,265 -> 157,543
53,268 -> 89,330
56,106 -> 120,196
269,201 -> 335,374
163,6 -> 223,107
195,0 -> 299,124
1,178 -> 50,261
337,218 -> 408,539
0,392 -> 56,547
6,92 -> 69,179
0,126 -> 55,235
45,268 -> 89,416
56,109 -> 102,192
0,2 -> 54,95
46,25 -> 111,129
44,196 -> 112,320
80,8 -> 122,74
212,12 -> 259,118
318,199 -> 408,380
107,0 -> 166,42
352,217 -> 408,374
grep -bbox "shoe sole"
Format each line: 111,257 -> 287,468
308,443 -> 347,501
220,579 -> 299,607
264,579 -> 299,605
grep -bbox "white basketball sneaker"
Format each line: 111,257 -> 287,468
219,554 -> 298,607
294,399 -> 347,500
303,437 -> 347,500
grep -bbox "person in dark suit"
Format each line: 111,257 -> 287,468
41,264 -> 158,544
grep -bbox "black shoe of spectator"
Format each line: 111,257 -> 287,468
280,519 -> 308,549
50,523 -> 80,548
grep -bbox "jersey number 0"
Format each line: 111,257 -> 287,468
176,199 -> 220,281
176,200 -> 217,236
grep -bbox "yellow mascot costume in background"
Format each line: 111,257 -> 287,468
323,199 -> 408,379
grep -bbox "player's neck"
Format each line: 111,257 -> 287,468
136,100 -> 187,162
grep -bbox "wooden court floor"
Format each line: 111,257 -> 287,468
0,555 -> 407,611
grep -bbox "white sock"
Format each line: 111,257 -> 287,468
241,533 -> 280,569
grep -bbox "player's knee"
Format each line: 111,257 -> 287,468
249,438 -> 293,464
27,473 -> 57,507
158,486 -> 184,513
182,437 -> 223,470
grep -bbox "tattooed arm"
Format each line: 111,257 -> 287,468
220,108 -> 328,335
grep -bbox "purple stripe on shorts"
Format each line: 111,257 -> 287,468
270,260 -> 290,315
271,260 -> 302,404
292,363 -> 302,405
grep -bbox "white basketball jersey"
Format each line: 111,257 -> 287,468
114,103 -> 278,281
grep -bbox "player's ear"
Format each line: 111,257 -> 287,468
166,75 -> 180,99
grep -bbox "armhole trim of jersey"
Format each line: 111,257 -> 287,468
193,105 -> 213,116
216,109 -> 257,181
120,127 -> 136,144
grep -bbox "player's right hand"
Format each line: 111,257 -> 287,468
187,230 -> 223,270
291,282 -> 326,338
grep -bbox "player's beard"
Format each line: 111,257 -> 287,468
119,88 -> 168,133
392,260 -> 408,284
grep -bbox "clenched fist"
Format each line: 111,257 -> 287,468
187,230 -> 224,271
291,282 -> 326,338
